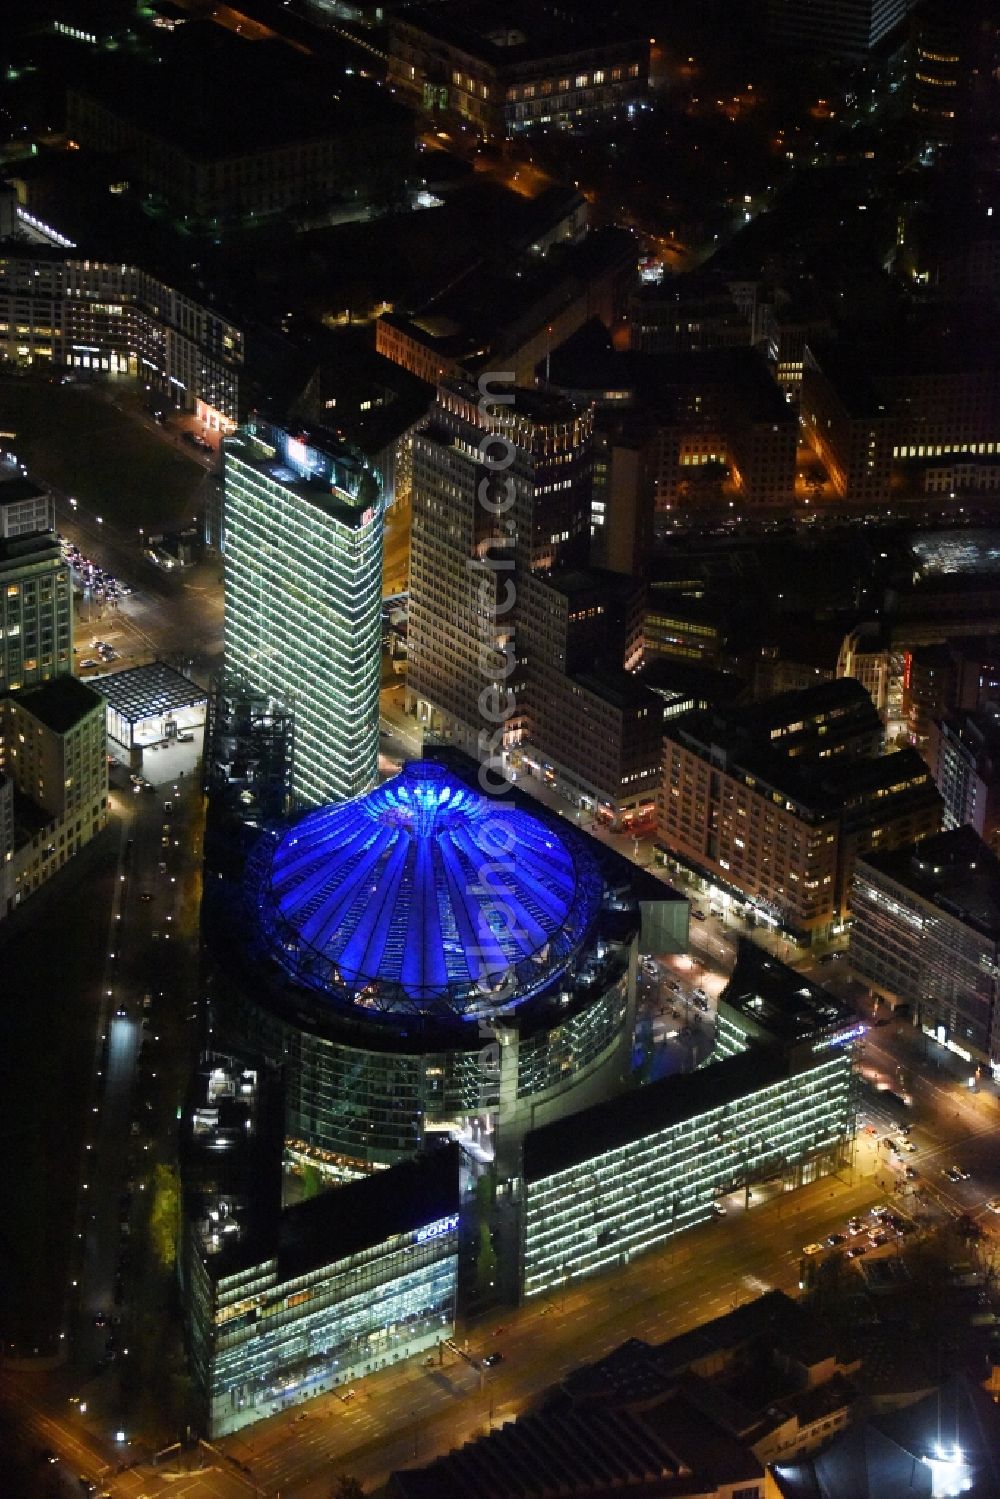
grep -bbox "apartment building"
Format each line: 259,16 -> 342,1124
0,476 -> 72,694
388,2 -> 647,139
0,674 -> 109,914
659,680 -> 941,940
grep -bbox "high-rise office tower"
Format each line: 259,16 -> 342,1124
406,381 -> 593,757
223,419 -> 384,808
0,470 -> 72,693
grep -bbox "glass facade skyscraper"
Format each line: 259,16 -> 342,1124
223,420 -> 384,808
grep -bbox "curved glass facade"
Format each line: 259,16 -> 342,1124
516,979 -> 629,1100
228,945 -> 635,1168
248,761 -> 604,1019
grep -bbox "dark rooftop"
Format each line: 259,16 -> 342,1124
69,22 -> 399,161
394,2 -> 648,67
671,683 -> 937,818
805,340 -> 888,420
275,1145 -> 458,1282
656,1290 -> 840,1382
523,1044 -> 787,1183
0,475 -> 47,506
774,1371 -> 1000,1499
720,939 -> 858,1049
856,825 -> 1000,939
637,657 -> 748,709
543,322 -> 793,426
10,674 -> 103,733
572,668 -> 666,713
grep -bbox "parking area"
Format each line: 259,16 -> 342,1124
634,954 -> 719,1078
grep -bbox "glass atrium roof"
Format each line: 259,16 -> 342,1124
249,761 -> 603,1020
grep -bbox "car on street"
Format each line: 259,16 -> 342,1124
692,910 -> 706,921
827,1232 -> 847,1247
802,1242 -> 825,1256
987,1198 -> 1000,1215
846,1246 -> 866,1259
482,1352 -> 504,1367
905,1166 -> 919,1180
943,1166 -> 970,1183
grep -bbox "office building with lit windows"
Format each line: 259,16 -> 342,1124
181,1052 -> 460,1435
388,2 -> 648,139
929,709 -> 1000,852
520,940 -> 858,1298
801,328 -> 1000,506
407,379 -> 665,826
0,249 -> 243,427
407,378 -> 592,751
849,826 -> 1000,1071
658,679 -> 942,942
222,419 -> 384,808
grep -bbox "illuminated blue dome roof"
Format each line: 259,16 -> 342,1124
248,761 -> 603,1020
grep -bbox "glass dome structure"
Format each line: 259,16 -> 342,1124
248,761 -> 604,1020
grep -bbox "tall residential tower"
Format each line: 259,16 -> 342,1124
223,420 -> 384,808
